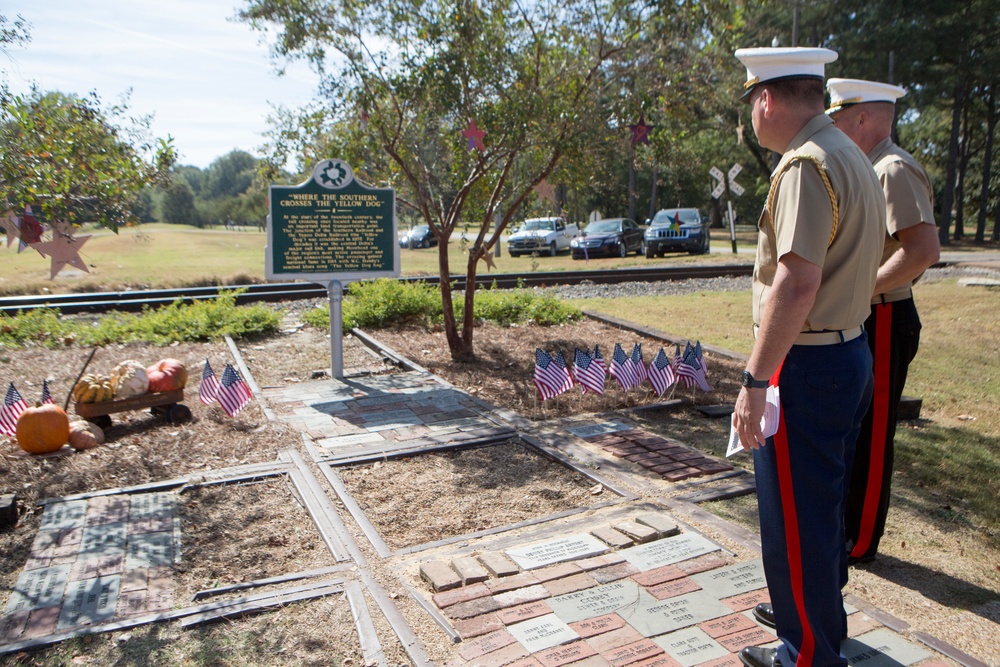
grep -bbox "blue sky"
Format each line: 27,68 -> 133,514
3,0 -> 318,169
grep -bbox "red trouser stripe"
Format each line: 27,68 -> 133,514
769,362 -> 815,666
851,303 -> 892,558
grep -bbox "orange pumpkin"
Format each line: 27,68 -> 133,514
68,420 -> 105,451
15,403 -> 70,455
146,358 -> 188,393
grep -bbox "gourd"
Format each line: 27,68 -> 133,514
72,374 -> 116,403
146,358 -> 188,393
111,360 -> 149,398
15,403 -> 70,454
68,420 -> 105,451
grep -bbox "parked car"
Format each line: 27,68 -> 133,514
570,218 -> 646,259
507,217 -> 580,257
399,224 -> 437,248
643,207 -> 710,256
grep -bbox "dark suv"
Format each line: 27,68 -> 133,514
643,208 -> 710,256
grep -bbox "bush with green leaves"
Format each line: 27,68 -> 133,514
0,291 -> 280,348
303,279 -> 580,330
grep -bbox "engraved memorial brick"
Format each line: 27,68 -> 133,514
690,559 -> 766,599
125,531 -> 174,569
621,533 -> 719,571
457,629 -> 518,660
646,577 -> 702,601
714,626 -> 777,652
537,641 -> 598,667
630,590 -> 732,637
57,575 -> 121,629
569,613 -> 627,638
38,500 -> 88,532
699,612 -> 757,639
547,579 -> 655,625
602,639 -> 663,666
506,535 -> 608,571
653,627 -> 729,667
506,613 -> 579,653
5,565 -> 71,613
498,600 -> 553,625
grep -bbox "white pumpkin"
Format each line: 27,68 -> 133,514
111,360 -> 149,398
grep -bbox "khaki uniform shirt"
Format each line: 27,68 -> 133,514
868,136 -> 936,301
753,115 -> 885,332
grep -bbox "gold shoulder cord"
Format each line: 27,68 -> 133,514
766,155 -> 839,247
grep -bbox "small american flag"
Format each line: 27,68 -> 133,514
199,359 -> 221,405
592,345 -> 607,378
609,343 -> 638,391
217,363 -> 252,417
630,343 -> 647,387
695,341 -> 707,373
41,380 -> 54,405
573,348 -> 606,395
534,349 -> 573,400
677,343 -> 712,392
647,348 -> 676,397
1,383 -> 28,436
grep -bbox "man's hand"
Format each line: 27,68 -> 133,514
734,386 -> 767,450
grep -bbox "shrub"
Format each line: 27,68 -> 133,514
0,291 -> 281,348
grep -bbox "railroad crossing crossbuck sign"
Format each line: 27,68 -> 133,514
710,164 -> 744,253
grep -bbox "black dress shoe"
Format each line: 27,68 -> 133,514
847,554 -> 877,566
752,602 -> 776,628
739,645 -> 780,667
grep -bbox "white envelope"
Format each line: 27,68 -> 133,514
726,384 -> 780,457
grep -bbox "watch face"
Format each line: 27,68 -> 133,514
741,370 -> 752,387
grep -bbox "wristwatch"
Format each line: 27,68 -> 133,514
740,370 -> 769,389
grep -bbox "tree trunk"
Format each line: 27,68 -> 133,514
439,234 -> 475,362
954,102 -> 972,242
938,83 -> 965,246
628,143 -> 637,222
976,87 -> 996,244
648,162 -> 659,223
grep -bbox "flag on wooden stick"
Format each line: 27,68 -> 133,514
573,348 -> 606,395
41,380 -> 54,405
199,359 -> 221,405
648,348 -> 677,397
534,349 -> 573,400
1,383 -> 27,436
217,364 -> 252,417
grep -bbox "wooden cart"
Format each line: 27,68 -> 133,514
74,389 -> 192,430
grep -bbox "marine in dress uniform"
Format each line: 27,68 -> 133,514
731,48 -> 885,667
826,79 -> 941,563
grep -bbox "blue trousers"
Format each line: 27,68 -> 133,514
754,335 -> 873,667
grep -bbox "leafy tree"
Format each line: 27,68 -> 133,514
160,180 -> 202,227
0,86 -> 175,232
241,0 -> 659,361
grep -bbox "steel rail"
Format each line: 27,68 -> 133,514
0,264 -> 752,316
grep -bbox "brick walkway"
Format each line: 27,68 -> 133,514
0,370 -> 972,666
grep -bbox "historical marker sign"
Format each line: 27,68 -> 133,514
266,159 -> 399,282
266,160 -> 399,378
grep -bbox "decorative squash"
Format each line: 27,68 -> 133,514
72,374 -> 116,403
15,403 -> 70,454
68,420 -> 105,451
146,358 -> 188,393
111,360 -> 149,398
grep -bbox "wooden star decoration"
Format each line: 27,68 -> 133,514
477,246 -> 497,271
629,114 -> 653,146
462,120 -> 487,152
534,179 -> 557,206
30,232 -> 92,279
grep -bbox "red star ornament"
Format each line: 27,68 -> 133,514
30,233 -> 92,279
629,114 -> 653,146
462,120 -> 487,152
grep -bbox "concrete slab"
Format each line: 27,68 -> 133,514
844,628 -> 933,667
629,590 -> 733,637
506,613 -> 579,653
653,626 -> 729,667
689,560 -> 766,599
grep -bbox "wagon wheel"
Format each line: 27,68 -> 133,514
89,415 -> 112,430
167,404 -> 192,424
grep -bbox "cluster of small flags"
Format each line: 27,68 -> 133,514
533,341 -> 711,401
198,359 -> 252,417
0,380 -> 55,437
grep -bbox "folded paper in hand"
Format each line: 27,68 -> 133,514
726,384 -> 780,457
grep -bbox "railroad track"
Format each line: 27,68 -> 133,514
0,265 -> 752,316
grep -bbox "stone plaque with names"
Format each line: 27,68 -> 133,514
57,575 -> 121,629
38,500 -> 88,532
506,534 -> 608,570
547,579 -> 656,625
79,522 -> 128,559
690,559 -> 766,599
654,627 -> 730,667
620,532 -> 720,571
565,422 -> 631,438
505,613 -> 579,653
843,629 -> 932,667
125,531 -> 175,569
630,590 -> 733,637
5,565 -> 71,613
